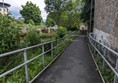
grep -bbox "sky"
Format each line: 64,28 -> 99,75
0,0 -> 48,21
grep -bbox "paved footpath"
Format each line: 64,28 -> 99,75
33,37 -> 103,83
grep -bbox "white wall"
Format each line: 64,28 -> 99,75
94,28 -> 118,51
0,7 -> 8,14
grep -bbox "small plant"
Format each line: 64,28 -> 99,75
57,26 -> 67,38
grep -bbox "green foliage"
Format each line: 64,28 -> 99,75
0,1 -> 79,82
27,19 -> 35,25
46,15 -> 55,27
0,27 -> 20,54
79,0 -> 91,23
40,33 -> 57,40
57,26 -> 67,38
0,34 -> 71,83
20,1 -> 42,25
91,44 -> 114,83
23,29 -> 41,46
45,0 -> 71,26
45,0 -> 80,30
45,0 -> 66,13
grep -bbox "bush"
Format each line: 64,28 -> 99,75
40,33 -> 57,40
57,26 -> 67,38
23,29 -> 41,46
0,26 -> 21,70
0,27 -> 20,54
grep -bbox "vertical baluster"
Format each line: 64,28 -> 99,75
114,59 -> 118,83
51,42 -> 54,59
102,48 -> 107,74
24,50 -> 29,83
42,45 -> 45,67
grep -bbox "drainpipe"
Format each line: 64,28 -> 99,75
89,0 -> 93,33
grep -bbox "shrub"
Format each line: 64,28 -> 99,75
40,33 -> 57,52
57,26 -> 67,38
40,33 -> 57,40
0,27 -> 20,54
23,29 -> 41,46
0,26 -> 21,70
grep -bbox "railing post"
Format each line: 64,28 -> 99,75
24,50 -> 29,83
102,48 -> 107,74
42,45 -> 45,67
51,42 -> 54,59
114,59 -> 118,83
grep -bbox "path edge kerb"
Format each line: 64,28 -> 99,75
87,40 -> 105,83
30,41 -> 72,83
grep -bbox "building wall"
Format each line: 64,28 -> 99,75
93,0 -> 118,51
0,6 -> 9,14
80,24 -> 88,30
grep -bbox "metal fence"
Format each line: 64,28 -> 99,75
88,33 -> 118,83
0,38 -> 67,83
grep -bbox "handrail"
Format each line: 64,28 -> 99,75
0,38 -> 66,83
89,33 -> 118,57
0,38 -> 64,58
88,33 -> 118,83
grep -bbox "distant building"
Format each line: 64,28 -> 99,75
80,23 -> 88,30
0,2 -> 11,15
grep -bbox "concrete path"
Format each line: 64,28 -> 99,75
33,37 -> 102,83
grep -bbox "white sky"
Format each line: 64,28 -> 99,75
0,0 -> 48,21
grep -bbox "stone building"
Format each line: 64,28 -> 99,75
93,0 -> 118,52
0,2 -> 11,15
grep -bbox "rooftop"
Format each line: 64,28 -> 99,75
0,2 -> 11,7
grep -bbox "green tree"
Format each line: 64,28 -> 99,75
79,0 -> 91,23
46,14 -> 55,27
75,0 -> 92,31
45,0 -> 80,30
45,0 -> 70,26
20,1 -> 42,25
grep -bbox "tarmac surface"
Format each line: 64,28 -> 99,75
33,37 -> 103,83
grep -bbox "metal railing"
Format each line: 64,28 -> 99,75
0,38 -> 67,83
88,33 -> 118,83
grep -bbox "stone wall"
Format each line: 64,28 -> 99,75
93,0 -> 118,51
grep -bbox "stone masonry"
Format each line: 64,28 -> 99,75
93,0 -> 118,52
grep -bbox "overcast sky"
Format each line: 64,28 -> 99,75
0,0 -> 48,21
